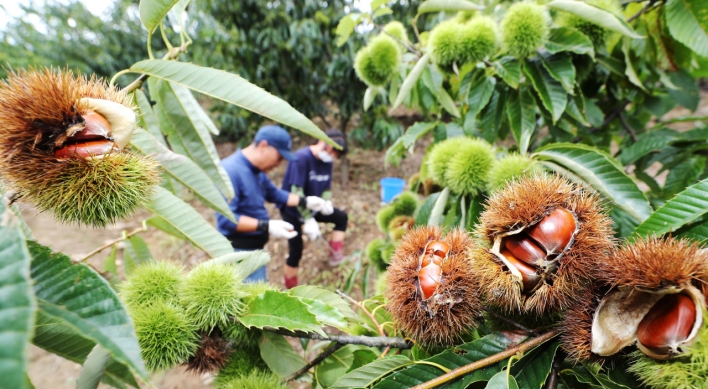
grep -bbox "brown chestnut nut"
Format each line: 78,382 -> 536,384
54,139 -> 118,159
500,248 -> 541,292
504,234 -> 546,266
419,240 -> 448,299
70,111 -> 111,141
637,293 -> 697,356
526,207 -> 577,255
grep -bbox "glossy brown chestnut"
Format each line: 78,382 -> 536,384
54,140 -> 118,159
500,248 -> 541,292
504,234 -> 546,266
637,293 -> 696,355
525,207 -> 576,254
418,240 -> 449,299
71,111 -> 111,141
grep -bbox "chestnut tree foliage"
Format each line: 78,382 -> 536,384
0,1 -> 707,389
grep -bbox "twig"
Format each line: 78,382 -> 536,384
410,330 -> 561,389
484,308 -> 538,336
284,342 -> 343,382
411,15 -> 422,45
373,22 -> 421,56
121,45 -> 188,94
628,0 -> 657,22
619,113 -> 639,141
544,351 -> 564,389
337,290 -> 385,336
79,221 -> 148,263
260,327 -> 413,349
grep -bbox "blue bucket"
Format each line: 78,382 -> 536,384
380,177 -> 405,203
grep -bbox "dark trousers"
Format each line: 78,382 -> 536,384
282,208 -> 348,268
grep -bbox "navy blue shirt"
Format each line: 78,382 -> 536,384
216,150 -> 290,243
280,147 -> 332,218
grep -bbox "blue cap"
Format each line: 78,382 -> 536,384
254,125 -> 297,161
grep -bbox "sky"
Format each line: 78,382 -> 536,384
0,0 -> 115,30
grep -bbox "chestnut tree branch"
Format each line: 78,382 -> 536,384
372,22 -> 421,56
410,330 -> 561,389
260,327 -> 413,349
78,221 -> 148,263
284,342 -> 344,382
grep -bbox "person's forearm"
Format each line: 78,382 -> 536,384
286,193 -> 305,207
235,215 -> 260,232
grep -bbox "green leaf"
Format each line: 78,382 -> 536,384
375,333 -> 518,388
32,310 -> 138,389
373,7 -> 394,18
534,143 -> 652,223
422,67 -> 461,118
104,246 -> 118,277
486,371 -> 520,389
76,345 -> 111,389
29,242 -> 148,381
545,27 -> 595,58
316,345 -> 363,388
289,285 -> 357,320
540,52 -> 576,95
468,76 -> 496,115
123,235 -> 152,275
633,178 -> 708,237
349,349 -> 379,372
131,60 -> 336,148
622,38 -> 646,92
547,0 -> 643,39
428,187 -> 450,226
229,251 -> 271,279
391,53 -> 431,111
151,80 -> 234,198
0,203 -> 35,389
677,219 -> 708,243
618,129 -> 679,165
364,87 -> 378,111
663,156 -> 706,198
524,61 -> 567,124
565,92 -> 589,126
480,88 -> 507,143
335,13 -> 360,47
331,356 -> 413,389
297,297 -> 348,330
507,88 -> 536,155
665,0 -> 708,57
494,57 -> 521,89
415,192 -> 440,227
130,128 -> 236,221
146,187 -> 233,258
512,340 -> 560,389
402,122 -> 439,150
241,290 -> 325,335
138,0 -> 179,34
133,90 -> 166,145
667,70 -> 700,111
259,332 -> 306,377
418,0 -> 483,14
145,215 -> 186,240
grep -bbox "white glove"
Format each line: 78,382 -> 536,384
268,220 -> 298,239
306,196 -> 334,215
80,98 -> 136,150
303,218 -> 322,241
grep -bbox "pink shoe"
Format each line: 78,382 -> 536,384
328,241 -> 345,267
284,274 -> 298,289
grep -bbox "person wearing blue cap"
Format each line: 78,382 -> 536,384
216,125 -> 333,283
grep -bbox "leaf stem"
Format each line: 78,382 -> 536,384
78,221 -> 147,263
410,330 -> 561,389
120,44 -> 190,94
337,289 -> 385,336
284,342 -> 343,382
260,327 -> 413,349
372,22 -> 421,56
627,0 -> 658,22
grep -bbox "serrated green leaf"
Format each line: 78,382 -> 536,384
486,370 -> 520,389
402,122 -> 439,150
618,129 -> 679,165
336,13 -> 359,47
391,53 -> 430,111
375,334 -> 518,389
415,192 -> 440,227
331,356 -> 413,389
428,187 -> 450,226
131,60 -> 336,148
297,297 -> 348,330
507,88 -> 536,155
480,88 -> 507,143
138,0 -> 179,34
130,128 -> 236,221
104,246 -> 118,277
545,27 -> 595,58
547,0 -> 643,38
289,285 -> 357,320
494,57 -> 521,89
665,0 -> 708,57
76,345 -> 111,389
316,345 -> 364,388
511,340 -> 560,389
422,67 -> 461,118
133,90 -> 166,145
663,156 -> 706,199
524,61 -> 567,124
633,178 -> 708,237
418,0 -> 483,14
29,242 -> 148,381
677,219 -> 708,243
565,91 -> 589,126
259,332 -> 306,377
468,76 -> 496,115
145,215 -> 186,240
0,203 -> 35,389
241,290 -> 324,335
231,251 -> 271,279
622,38 -> 646,91
146,187 -> 233,257
534,143 -> 652,223
540,52 -> 576,95
151,80 -> 234,198
123,235 -> 151,275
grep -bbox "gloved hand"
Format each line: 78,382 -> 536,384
80,97 -> 137,150
306,196 -> 334,215
303,218 -> 321,241
268,220 -> 298,239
